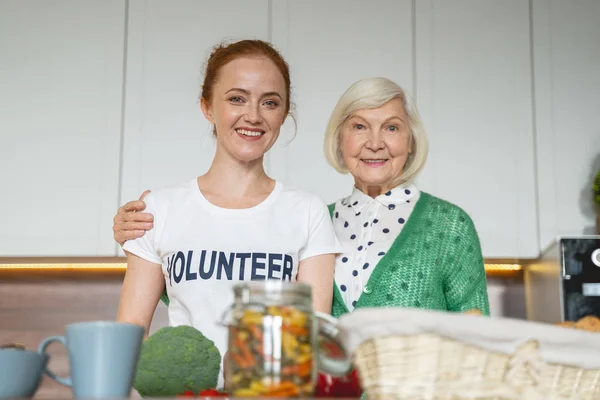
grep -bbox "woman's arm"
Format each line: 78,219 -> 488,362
444,211 -> 490,316
116,252 -> 165,337
297,254 -> 336,314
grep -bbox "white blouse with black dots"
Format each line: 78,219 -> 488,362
332,183 -> 420,311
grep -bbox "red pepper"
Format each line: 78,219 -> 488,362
315,369 -> 362,398
177,389 -> 228,397
315,372 -> 334,396
197,389 -> 228,397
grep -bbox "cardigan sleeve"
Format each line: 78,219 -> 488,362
443,210 -> 490,316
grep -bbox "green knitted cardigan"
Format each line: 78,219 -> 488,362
329,192 -> 490,318
159,192 -> 490,317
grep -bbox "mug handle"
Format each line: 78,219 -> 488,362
38,336 -> 72,387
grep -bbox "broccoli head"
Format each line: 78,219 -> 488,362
133,325 -> 222,397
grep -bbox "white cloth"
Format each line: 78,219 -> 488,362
123,178 -> 342,386
337,307 -> 600,370
332,183 -> 419,310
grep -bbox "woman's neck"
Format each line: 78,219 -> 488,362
355,179 -> 405,199
198,148 -> 274,207
355,183 -> 387,198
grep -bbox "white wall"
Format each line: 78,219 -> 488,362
0,0 -> 598,258
415,0 -> 539,258
533,0 -> 600,252
0,0 -> 125,256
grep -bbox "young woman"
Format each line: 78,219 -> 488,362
116,40 -> 341,383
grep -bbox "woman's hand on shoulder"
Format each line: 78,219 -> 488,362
113,190 -> 154,246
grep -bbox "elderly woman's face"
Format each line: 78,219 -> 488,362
340,98 -> 412,195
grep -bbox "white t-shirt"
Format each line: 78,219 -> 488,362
122,178 -> 341,384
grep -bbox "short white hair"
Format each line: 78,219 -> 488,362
323,77 -> 429,185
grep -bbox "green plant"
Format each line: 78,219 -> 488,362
133,325 -> 221,397
594,170 -> 600,207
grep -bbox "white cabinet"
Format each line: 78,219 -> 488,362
0,1 -> 126,256
414,0 -> 539,258
4,0 -> 595,258
119,0 -> 270,211
533,0 -> 600,250
267,0 -> 414,205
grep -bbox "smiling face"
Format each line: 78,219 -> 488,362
340,98 -> 412,195
200,56 -> 287,163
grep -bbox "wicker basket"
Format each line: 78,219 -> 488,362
337,309 -> 600,400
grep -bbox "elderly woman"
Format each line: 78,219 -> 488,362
113,77 -> 489,317
323,77 -> 489,317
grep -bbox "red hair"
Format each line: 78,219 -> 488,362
201,40 -> 292,117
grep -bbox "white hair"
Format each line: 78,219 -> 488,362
323,77 -> 429,185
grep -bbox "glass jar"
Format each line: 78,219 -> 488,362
221,281 -> 349,397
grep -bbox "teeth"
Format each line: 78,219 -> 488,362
236,129 -> 263,137
364,159 -> 387,163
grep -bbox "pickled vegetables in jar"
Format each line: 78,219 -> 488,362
222,281 -> 351,398
226,305 -> 314,397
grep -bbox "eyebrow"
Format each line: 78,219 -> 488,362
348,115 -> 405,124
348,115 -> 368,123
225,88 -> 283,100
382,116 -> 406,124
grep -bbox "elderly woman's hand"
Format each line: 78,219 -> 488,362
113,190 -> 153,246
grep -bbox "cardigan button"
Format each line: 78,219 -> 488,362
363,286 -> 372,294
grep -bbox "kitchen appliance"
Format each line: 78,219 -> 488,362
525,235 -> 600,323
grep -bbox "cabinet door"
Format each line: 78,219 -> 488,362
120,0 -> 270,209
533,0 -> 600,249
267,0 -> 414,205
415,0 -> 538,258
0,1 -> 125,256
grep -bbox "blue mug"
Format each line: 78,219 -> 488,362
0,348 -> 48,398
38,321 -> 144,399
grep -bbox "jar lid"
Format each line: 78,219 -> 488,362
233,281 -> 312,301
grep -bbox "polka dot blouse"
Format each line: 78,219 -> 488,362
333,183 -> 420,311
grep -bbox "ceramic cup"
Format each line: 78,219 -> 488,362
0,348 -> 48,398
38,321 -> 144,399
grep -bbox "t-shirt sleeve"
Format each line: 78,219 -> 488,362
299,196 -> 343,261
121,193 -> 162,265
